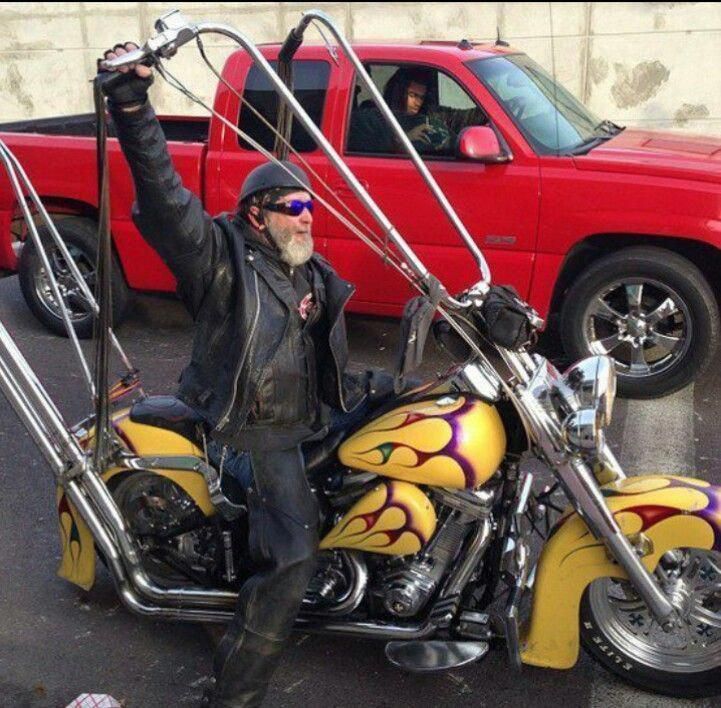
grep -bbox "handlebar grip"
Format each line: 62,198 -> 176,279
278,28 -> 303,64
100,47 -> 149,70
94,57 -> 155,98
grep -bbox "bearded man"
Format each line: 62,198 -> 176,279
101,42 -> 366,708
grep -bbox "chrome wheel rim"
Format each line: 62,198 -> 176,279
588,549 -> 721,673
33,243 -> 95,322
581,278 -> 692,379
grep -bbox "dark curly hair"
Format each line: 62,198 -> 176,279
382,67 -> 435,114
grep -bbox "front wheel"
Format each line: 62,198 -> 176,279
580,548 -> 721,698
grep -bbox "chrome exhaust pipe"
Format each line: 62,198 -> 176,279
295,616 -> 435,640
68,476 -> 443,637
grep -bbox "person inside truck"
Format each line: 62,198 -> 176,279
382,67 -> 452,153
348,67 -> 448,154
100,42 -> 376,708
348,65 -> 485,157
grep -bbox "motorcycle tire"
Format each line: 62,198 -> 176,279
559,246 -> 719,399
18,216 -> 130,338
112,471 -> 210,587
579,548 -> 721,698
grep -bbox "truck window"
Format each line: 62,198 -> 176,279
346,63 -> 487,159
238,61 -> 330,153
468,54 -> 600,154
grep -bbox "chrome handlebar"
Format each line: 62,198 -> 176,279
100,10 -> 486,310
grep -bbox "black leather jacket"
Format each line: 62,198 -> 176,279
111,102 -> 365,446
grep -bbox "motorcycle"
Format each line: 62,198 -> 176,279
1,9 -> 719,700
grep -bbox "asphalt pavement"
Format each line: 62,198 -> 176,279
0,275 -> 719,708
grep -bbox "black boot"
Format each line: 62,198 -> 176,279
206,627 -> 285,708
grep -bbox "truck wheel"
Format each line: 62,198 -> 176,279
18,217 -> 130,338
559,247 -> 719,398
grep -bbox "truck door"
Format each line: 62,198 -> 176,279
209,52 -> 337,257
326,60 -> 541,316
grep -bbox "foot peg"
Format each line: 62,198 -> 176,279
385,640 -> 489,672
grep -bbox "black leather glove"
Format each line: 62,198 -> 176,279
97,44 -> 154,110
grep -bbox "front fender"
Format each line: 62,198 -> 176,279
521,475 -> 721,670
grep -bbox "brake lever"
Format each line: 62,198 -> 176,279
101,47 -> 148,70
99,10 -> 198,70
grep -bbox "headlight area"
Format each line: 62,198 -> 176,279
558,356 -> 617,453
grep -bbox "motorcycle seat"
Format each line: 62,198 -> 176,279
129,395 -> 206,447
304,429 -> 346,475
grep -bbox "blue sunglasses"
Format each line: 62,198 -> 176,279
264,199 -> 314,217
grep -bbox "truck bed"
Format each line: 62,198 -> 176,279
0,112 -> 208,280
0,113 -> 210,144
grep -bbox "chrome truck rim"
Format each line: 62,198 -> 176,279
581,278 -> 691,379
588,549 -> 721,672
34,243 -> 95,322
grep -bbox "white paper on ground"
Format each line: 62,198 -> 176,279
65,694 -> 122,708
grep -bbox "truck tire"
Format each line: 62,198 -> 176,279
559,246 -> 719,398
18,217 -> 130,338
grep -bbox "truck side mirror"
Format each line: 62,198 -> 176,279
456,126 -> 511,163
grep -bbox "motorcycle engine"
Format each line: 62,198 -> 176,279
373,509 -> 473,617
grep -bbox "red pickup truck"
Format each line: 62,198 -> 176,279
1,40 -> 719,398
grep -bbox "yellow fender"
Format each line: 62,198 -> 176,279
57,486 -> 96,591
522,474 -> 721,669
103,416 -> 216,517
57,411 -> 215,590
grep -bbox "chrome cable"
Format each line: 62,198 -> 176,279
156,61 -> 417,289
194,37 -> 395,267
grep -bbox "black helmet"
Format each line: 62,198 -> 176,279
239,160 -> 311,203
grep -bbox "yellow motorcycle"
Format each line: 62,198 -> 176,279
0,9 -> 719,700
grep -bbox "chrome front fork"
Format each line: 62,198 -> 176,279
501,351 -> 677,629
559,455 -> 675,627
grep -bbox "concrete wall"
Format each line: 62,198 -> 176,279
1,2 -> 719,136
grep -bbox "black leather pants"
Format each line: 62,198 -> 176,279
209,447 -> 319,708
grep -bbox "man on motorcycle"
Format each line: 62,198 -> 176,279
100,43 -> 367,708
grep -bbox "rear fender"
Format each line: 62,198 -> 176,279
57,413 -> 215,590
521,475 -> 721,670
103,414 -> 216,517
56,486 -> 96,591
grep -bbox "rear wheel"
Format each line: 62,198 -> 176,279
112,472 -> 215,586
18,216 -> 130,338
580,548 -> 721,698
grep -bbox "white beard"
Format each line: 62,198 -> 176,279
268,224 -> 313,266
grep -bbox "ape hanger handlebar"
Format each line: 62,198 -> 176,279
101,9 -> 494,308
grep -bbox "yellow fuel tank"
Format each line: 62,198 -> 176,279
338,394 -> 506,489
320,480 -> 437,556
